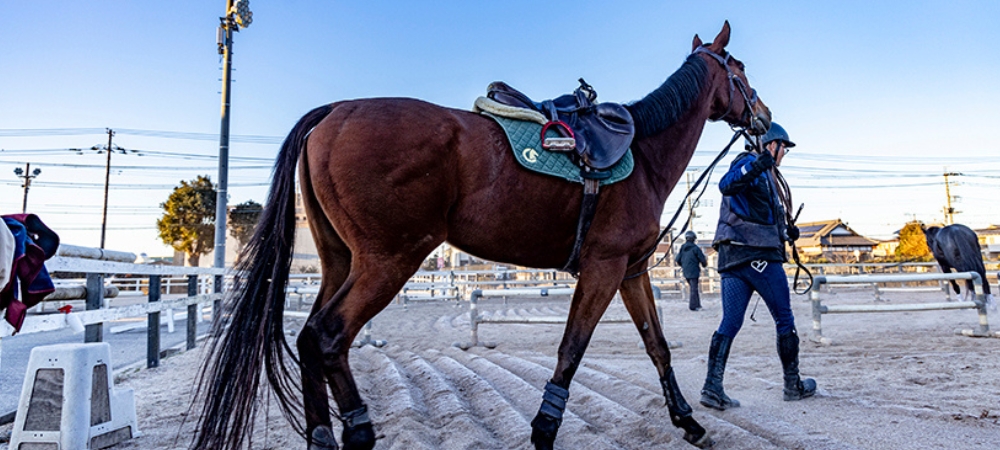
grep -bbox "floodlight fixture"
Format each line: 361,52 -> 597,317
232,0 -> 252,28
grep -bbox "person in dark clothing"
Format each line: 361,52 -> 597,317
675,230 -> 707,310
700,122 -> 816,411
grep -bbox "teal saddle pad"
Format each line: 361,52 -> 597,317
484,113 -> 633,185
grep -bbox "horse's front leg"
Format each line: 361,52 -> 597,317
530,257 -> 625,449
619,272 -> 713,448
938,262 -> 961,297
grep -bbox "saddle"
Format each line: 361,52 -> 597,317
486,79 -> 634,172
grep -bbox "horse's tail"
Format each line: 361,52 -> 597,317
958,233 -> 991,296
190,104 -> 333,450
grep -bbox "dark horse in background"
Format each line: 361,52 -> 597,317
923,224 -> 994,305
192,22 -> 770,450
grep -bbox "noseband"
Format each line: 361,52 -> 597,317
693,46 -> 760,130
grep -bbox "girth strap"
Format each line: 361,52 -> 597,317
562,178 -> 601,277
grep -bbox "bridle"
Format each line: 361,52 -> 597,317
625,47 -> 810,288
692,46 -> 763,133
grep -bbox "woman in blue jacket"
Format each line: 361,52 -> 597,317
700,122 -> 816,410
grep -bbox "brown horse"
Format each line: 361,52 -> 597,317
193,21 -> 770,450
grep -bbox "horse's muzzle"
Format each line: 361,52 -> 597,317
749,112 -> 771,136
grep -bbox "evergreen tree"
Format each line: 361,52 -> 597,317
156,175 -> 217,266
228,199 -> 262,251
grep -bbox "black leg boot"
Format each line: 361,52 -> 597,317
530,381 -> 569,450
661,368 -> 713,448
777,330 -> 817,401
700,332 -> 740,410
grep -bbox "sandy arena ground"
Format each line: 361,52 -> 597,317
3,288 -> 998,449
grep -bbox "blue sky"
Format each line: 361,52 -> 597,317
1,1 -> 998,258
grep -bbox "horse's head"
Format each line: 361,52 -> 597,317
922,225 -> 940,247
692,21 -> 771,135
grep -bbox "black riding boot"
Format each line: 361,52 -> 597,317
777,330 -> 817,401
700,332 -> 740,410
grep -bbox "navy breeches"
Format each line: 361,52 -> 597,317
716,260 -> 796,338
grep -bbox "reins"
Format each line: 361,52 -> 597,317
624,129 -> 748,280
626,45 -> 767,280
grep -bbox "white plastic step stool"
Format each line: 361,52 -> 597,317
9,342 -> 139,450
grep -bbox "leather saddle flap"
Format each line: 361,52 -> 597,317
486,81 -> 635,170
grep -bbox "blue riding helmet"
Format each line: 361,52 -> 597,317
762,122 -> 795,148
685,230 -> 697,241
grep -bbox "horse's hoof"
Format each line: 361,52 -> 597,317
530,429 -> 555,450
342,422 -> 375,450
529,413 -> 559,450
308,425 -> 339,450
684,430 -> 715,448
676,415 -> 712,448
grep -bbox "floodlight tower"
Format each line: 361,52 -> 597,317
214,0 -> 252,271
13,163 -> 42,213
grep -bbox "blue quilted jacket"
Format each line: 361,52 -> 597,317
713,152 -> 787,272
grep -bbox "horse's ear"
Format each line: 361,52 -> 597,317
692,34 -> 703,51
709,20 -> 732,51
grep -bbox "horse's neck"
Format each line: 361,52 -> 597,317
631,99 -> 713,204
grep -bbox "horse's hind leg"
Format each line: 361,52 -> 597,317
301,251 -> 429,450
619,272 -> 712,448
298,259 -> 352,447
296,188 -> 354,447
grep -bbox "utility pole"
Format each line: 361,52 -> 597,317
101,129 -> 114,248
943,170 -> 961,225
214,0 -> 252,271
13,163 -> 42,213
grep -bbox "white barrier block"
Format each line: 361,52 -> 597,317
10,343 -> 139,449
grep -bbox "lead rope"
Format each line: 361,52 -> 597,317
772,166 -> 814,294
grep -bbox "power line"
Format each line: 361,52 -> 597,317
1,180 -> 269,189
0,147 -> 274,162
0,160 -> 270,171
0,127 -> 283,144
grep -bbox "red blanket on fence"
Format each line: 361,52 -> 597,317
1,214 -> 59,332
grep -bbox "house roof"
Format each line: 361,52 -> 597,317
794,219 -> 878,248
974,225 -> 1000,236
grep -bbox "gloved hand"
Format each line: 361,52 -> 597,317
751,151 -> 775,172
787,225 -> 800,241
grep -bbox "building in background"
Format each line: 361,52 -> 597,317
793,219 -> 878,262
973,225 -> 1000,258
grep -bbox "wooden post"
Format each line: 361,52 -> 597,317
187,275 -> 198,350
147,275 -> 161,368
84,273 -> 104,343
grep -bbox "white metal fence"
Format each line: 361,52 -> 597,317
1,255 -> 225,373
808,271 -> 996,344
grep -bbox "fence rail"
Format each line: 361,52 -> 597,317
2,254 -> 225,375
808,271 -> 996,344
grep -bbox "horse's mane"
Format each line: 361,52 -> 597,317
626,55 -> 708,139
